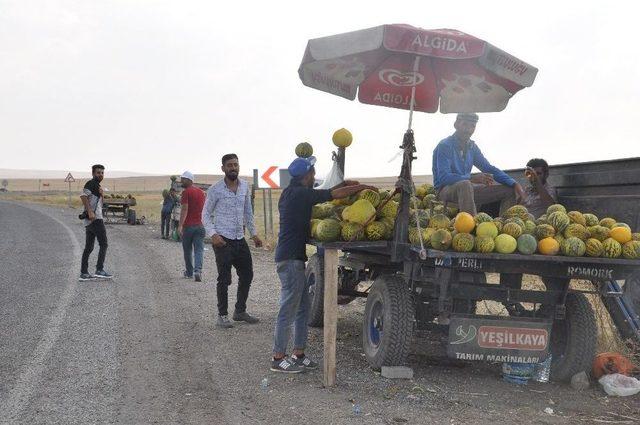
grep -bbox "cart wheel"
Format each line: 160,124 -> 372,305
306,254 -> 324,328
127,209 -> 136,225
362,274 -> 414,369
549,292 -> 597,382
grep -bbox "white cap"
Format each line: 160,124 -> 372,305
180,171 -> 194,181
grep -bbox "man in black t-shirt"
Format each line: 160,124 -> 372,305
270,156 -> 375,373
79,164 -> 113,281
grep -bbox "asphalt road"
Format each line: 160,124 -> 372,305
0,201 -> 226,424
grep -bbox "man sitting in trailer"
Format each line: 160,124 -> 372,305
520,158 -> 557,218
432,113 -> 525,215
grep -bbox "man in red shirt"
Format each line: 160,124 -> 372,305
178,171 -> 206,282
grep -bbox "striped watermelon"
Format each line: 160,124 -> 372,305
585,238 -> 604,257
602,238 -> 622,258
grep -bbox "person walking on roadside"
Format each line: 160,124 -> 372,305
178,171 -> 206,282
270,156 -> 376,373
203,154 -> 263,329
161,187 -> 178,239
79,164 -> 113,281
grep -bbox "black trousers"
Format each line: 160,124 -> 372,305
213,237 -> 254,316
161,211 -> 171,237
81,219 -> 108,274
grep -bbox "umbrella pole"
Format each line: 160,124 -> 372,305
407,55 -> 421,131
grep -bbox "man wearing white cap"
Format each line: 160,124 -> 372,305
433,113 -> 525,215
178,171 -> 206,281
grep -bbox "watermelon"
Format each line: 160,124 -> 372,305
622,241 -> 640,259
452,233 -> 475,252
429,213 -> 450,230
546,204 -> 567,215
495,234 -> 517,254
585,238 -> 604,257
504,205 -> 530,221
523,220 -> 536,235
474,212 -> 493,224
295,142 -> 314,158
588,225 -> 610,242
341,222 -> 365,241
493,218 -> 504,233
602,238 -> 622,258
633,233 -> 640,241
547,211 -> 570,233
534,224 -> 555,240
365,221 -> 387,241
517,234 -> 537,255
357,189 -> 381,208
410,209 -> 430,228
561,237 -> 586,257
475,236 -> 495,253
476,222 -> 499,239
564,223 -> 590,241
431,229 -> 452,250
535,214 -> 548,225
316,219 -> 341,242
599,217 -> 617,229
504,217 -> 525,229
567,211 -> 586,226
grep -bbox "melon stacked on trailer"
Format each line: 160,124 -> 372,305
311,185 -> 640,260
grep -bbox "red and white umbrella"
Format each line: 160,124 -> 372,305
299,24 -> 538,127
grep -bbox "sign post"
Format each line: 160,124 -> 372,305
64,172 -> 76,208
258,166 -> 280,240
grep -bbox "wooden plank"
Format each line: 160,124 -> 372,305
323,249 -> 339,387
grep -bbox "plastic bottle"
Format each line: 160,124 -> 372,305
502,362 -> 535,385
533,355 -> 552,383
260,377 -> 269,390
352,404 -> 362,416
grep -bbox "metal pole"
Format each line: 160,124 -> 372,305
267,189 -> 274,238
262,188 -> 267,240
407,55 -> 421,131
68,181 -> 71,208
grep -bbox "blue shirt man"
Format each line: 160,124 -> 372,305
432,113 -> 524,215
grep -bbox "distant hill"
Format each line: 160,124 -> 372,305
0,168 -> 155,179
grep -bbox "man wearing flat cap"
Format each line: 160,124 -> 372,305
270,156 -> 376,374
432,113 -> 525,215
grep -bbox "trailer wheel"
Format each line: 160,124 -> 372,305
306,254 -> 324,328
362,274 -> 414,369
549,292 -> 597,382
127,209 -> 136,225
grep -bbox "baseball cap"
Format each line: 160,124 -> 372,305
180,171 -> 194,181
456,113 -> 479,123
288,156 -> 316,178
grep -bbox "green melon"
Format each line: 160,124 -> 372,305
583,213 -> 599,227
476,222 -> 499,239
564,223 -> 590,240
546,204 -> 567,215
381,218 -> 395,239
310,219 -> 321,238
589,225 -> 610,242
622,240 -> 640,259
365,221 -> 387,241
523,220 -> 536,235
567,211 -> 586,226
446,206 -> 459,219
378,190 -> 391,201
602,238 -> 622,258
378,200 -> 399,219
493,218 -> 504,233
452,233 -> 475,252
517,234 -> 537,255
341,222 -> 364,241
432,204 -> 446,215
316,219 -> 341,242
502,222 -> 523,239
504,205 -> 530,221
633,233 -> 640,241
474,212 -> 493,224
295,142 -> 314,158
535,214 -> 548,225
422,194 -> 437,209
585,238 -> 604,257
495,234 -> 517,254
504,217 -> 525,229
410,209 -> 431,228
599,217 -> 617,229
431,229 -> 452,250
554,234 -> 565,247
561,237 -> 586,257
475,236 -> 495,253
312,204 -> 329,219
547,211 -> 570,233
535,224 -> 556,240
357,189 -> 381,208
429,213 -> 450,230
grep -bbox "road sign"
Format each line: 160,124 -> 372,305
260,166 -> 279,189
64,172 -> 75,183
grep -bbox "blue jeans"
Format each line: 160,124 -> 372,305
182,225 -> 205,276
273,260 -> 310,354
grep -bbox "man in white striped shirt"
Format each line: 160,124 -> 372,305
203,154 -> 263,328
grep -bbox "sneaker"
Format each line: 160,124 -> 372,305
291,354 -> 319,370
93,270 -> 113,279
183,271 -> 193,279
79,273 -> 94,282
232,311 -> 259,324
216,315 -> 234,328
194,272 -> 202,282
270,357 -> 304,374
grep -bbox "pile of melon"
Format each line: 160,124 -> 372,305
309,185 -> 640,260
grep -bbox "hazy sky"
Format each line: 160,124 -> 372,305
1,0 -> 639,180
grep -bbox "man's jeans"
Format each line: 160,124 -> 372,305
273,260 -> 310,354
182,225 -> 205,276
81,219 -> 108,274
160,211 -> 171,238
438,180 -> 516,216
213,237 -> 254,316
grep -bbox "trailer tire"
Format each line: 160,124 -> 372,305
549,292 -> 597,383
362,274 -> 414,369
306,254 -> 324,328
127,209 -> 136,225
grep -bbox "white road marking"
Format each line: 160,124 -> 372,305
0,203 -> 81,424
